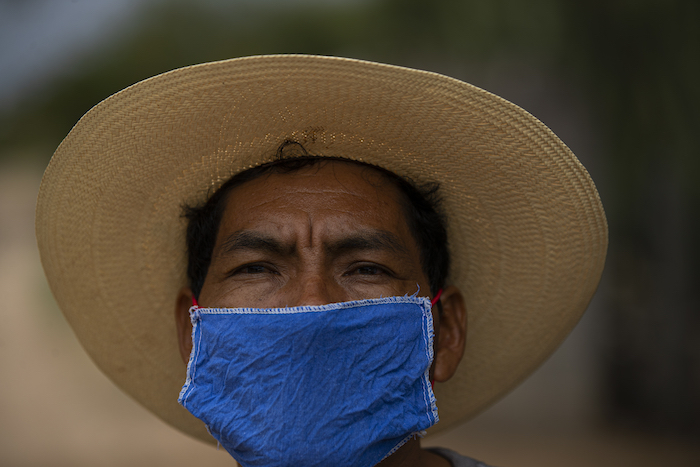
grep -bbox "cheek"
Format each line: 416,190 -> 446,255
199,277 -> 280,308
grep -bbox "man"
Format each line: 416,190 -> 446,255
36,55 -> 607,466
175,152 -> 466,466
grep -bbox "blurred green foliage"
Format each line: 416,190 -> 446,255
2,0 -> 698,197
0,0 -> 571,161
1,0 -> 698,431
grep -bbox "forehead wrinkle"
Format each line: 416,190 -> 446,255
217,230 -> 296,258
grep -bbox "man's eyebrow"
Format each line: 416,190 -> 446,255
217,231 -> 294,257
325,230 -> 410,257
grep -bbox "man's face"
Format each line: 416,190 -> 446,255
197,160 -> 432,308
176,160 -> 466,465
177,159 -> 465,388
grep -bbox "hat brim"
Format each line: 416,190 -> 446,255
36,54 -> 607,443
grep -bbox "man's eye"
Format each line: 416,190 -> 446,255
231,263 -> 276,276
348,264 -> 388,276
357,266 -> 381,275
242,265 -> 267,274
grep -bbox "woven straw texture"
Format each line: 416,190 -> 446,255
35,54 -> 607,443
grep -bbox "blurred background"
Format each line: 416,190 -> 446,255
1,0 -> 698,465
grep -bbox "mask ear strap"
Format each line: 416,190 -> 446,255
191,296 -> 199,308
430,289 -> 443,307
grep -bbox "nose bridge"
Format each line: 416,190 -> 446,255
286,222 -> 342,307
294,271 -> 334,307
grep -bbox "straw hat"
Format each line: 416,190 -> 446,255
35,54 -> 607,443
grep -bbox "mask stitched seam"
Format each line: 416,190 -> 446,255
194,295 -> 431,315
421,304 -> 439,424
178,308 -> 203,407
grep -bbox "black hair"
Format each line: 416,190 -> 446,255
182,141 -> 450,300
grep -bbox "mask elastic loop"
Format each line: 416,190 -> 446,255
191,296 -> 199,308
430,289 -> 443,307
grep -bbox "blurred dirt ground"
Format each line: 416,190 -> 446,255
1,164 -> 698,466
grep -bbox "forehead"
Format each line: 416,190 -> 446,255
220,160 -> 408,230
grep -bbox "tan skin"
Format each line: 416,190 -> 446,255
176,161 -> 467,467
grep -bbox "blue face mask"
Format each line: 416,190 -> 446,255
178,295 -> 439,467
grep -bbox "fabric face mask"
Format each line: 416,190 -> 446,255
178,295 -> 439,467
